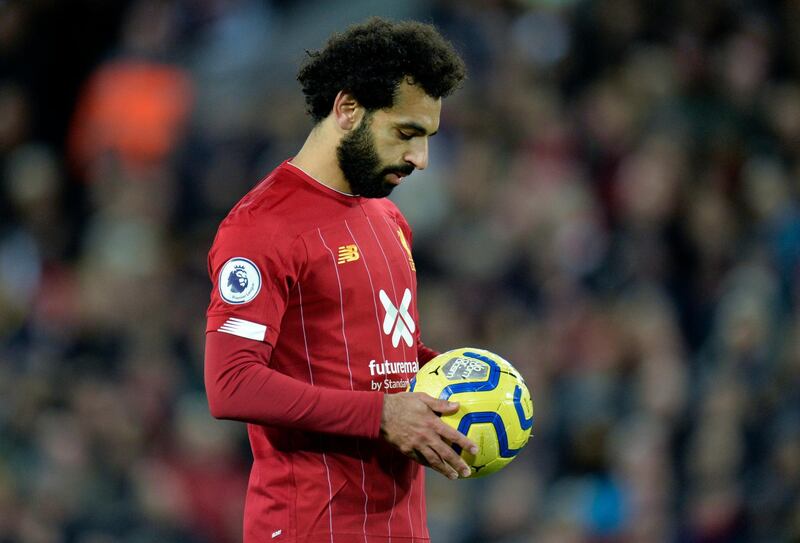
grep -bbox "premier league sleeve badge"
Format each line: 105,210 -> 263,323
218,257 -> 262,304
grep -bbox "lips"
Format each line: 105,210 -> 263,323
386,171 -> 407,185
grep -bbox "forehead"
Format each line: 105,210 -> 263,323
373,80 -> 441,133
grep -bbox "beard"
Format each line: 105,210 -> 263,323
337,115 -> 414,198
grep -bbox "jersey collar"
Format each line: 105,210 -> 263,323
284,160 -> 364,204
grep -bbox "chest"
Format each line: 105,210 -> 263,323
281,210 -> 421,387
299,213 -> 416,307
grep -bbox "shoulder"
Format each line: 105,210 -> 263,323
221,162 -> 312,229
228,164 -> 298,220
382,198 -> 414,237
362,197 -> 415,247
371,197 -> 409,226
212,164 -> 304,255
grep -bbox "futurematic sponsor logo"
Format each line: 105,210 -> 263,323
369,360 -> 419,376
368,359 -> 420,391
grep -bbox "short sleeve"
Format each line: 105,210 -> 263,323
206,218 -> 302,348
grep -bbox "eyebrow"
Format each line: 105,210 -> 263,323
397,122 -> 438,137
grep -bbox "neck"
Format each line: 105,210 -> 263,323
290,120 -> 353,194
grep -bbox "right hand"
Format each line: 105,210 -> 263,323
380,392 -> 479,480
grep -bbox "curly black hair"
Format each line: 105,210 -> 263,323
297,18 -> 466,122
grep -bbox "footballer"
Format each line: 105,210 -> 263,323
204,18 -> 476,543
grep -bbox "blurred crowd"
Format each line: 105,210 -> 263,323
1,0 -> 800,541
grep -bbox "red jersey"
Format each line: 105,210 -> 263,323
205,161 -> 438,543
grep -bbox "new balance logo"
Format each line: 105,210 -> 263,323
337,244 -> 360,264
379,288 -> 415,348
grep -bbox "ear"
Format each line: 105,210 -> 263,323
332,91 -> 364,131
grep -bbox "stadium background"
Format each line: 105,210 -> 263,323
1,0 -> 800,541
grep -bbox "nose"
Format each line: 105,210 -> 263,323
403,138 -> 429,170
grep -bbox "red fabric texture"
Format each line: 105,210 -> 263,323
204,331 -> 383,438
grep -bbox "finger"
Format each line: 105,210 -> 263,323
420,444 -> 459,480
417,394 -> 459,415
428,438 -> 472,479
437,422 -> 479,456
406,450 -> 429,467
436,400 -> 459,415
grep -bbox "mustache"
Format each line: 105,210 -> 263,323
382,164 -> 415,177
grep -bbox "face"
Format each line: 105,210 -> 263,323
235,270 -> 247,287
337,81 -> 441,198
228,269 -> 248,292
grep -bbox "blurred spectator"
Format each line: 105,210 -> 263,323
68,0 -> 193,175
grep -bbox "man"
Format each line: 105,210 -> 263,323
204,18 -> 476,543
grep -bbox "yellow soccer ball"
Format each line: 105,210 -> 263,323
409,348 -> 534,478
